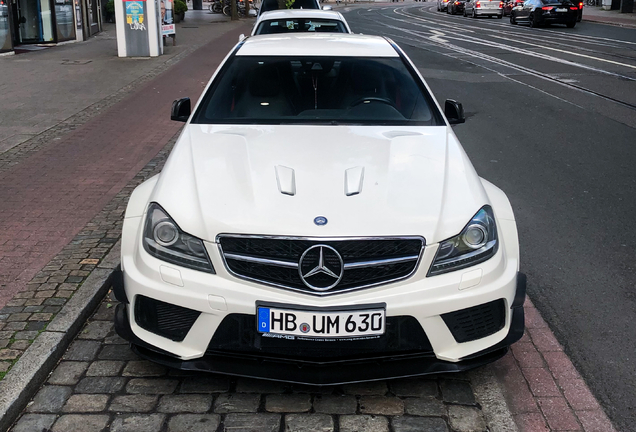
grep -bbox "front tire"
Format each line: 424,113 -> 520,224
464,8 -> 467,16
510,13 -> 516,23
472,8 -> 477,17
529,12 -> 538,27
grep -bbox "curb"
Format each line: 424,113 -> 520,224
0,243 -> 120,432
470,366 -> 519,432
582,16 -> 636,28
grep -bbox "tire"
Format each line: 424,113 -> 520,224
566,20 -> 576,27
510,13 -> 516,23
212,2 -> 222,13
472,8 -> 477,17
529,12 -> 537,27
463,7 -> 467,15
497,13 -> 502,18
222,4 -> 230,15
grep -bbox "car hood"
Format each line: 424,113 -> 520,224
150,125 -> 489,244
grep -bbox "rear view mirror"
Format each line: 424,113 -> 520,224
445,99 -> 465,125
322,5 -> 332,9
239,33 -> 245,42
171,98 -> 191,122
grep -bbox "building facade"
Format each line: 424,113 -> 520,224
0,0 -> 102,53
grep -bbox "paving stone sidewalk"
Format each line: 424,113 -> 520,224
10,295 -> 490,432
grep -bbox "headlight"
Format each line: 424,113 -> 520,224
428,205 -> 498,276
142,203 -> 215,273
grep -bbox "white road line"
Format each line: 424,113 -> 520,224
398,5 -> 636,48
383,8 -> 636,78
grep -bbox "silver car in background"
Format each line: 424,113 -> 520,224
464,0 -> 504,18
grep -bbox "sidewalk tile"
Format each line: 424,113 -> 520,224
576,409 -> 618,432
544,352 -> 580,381
490,352 -> 539,414
528,327 -> 563,352
558,378 -> 600,411
537,397 -> 581,430
522,368 -> 562,397
513,412 -> 550,432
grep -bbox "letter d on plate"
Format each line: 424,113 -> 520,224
258,308 -> 270,332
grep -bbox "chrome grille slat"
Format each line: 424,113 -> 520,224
218,235 -> 425,296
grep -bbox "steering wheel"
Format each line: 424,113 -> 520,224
349,97 -> 396,108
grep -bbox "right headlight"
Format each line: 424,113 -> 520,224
428,205 -> 498,276
142,203 -> 215,274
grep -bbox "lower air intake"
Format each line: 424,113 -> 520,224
442,299 -> 506,343
134,295 -> 200,342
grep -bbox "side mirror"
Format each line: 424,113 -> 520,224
239,33 -> 245,42
322,5 -> 332,9
445,99 -> 465,125
171,97 -> 191,122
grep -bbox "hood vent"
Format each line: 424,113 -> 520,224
275,165 -> 296,196
345,166 -> 365,196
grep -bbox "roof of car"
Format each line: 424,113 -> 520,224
237,34 -> 399,57
256,9 -> 345,21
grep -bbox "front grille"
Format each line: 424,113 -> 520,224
134,295 -> 201,342
206,314 -> 434,361
442,299 -> 506,343
218,236 -> 424,295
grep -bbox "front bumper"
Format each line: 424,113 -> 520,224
114,273 -> 525,385
116,204 -> 523,384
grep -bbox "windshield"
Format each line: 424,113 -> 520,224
255,18 -> 348,34
192,56 -> 443,126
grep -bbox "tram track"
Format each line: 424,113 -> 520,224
352,5 -> 636,113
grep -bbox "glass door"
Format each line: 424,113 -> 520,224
14,0 -> 55,43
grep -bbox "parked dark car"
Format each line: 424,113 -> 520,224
447,0 -> 467,14
510,0 -> 578,27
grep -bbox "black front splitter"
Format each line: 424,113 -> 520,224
130,344 -> 508,386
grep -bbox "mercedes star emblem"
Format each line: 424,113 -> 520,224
314,216 -> 328,226
298,245 -> 344,291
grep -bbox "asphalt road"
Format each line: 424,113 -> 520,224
341,4 -> 636,430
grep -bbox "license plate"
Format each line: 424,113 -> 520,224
556,7 -> 567,11
257,306 -> 385,338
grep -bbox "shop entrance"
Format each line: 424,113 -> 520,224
11,0 -> 55,44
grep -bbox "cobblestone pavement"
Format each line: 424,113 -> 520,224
9,296 -> 490,432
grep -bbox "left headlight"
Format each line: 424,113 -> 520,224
142,203 -> 215,274
428,205 -> 498,276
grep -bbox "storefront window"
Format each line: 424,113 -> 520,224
0,0 -> 11,52
55,0 -> 75,40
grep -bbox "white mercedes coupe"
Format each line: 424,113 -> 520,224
114,34 -> 525,385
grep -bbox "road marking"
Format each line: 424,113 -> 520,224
385,8 -> 636,78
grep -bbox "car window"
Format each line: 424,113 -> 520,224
192,56 -> 444,126
255,19 -> 347,34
